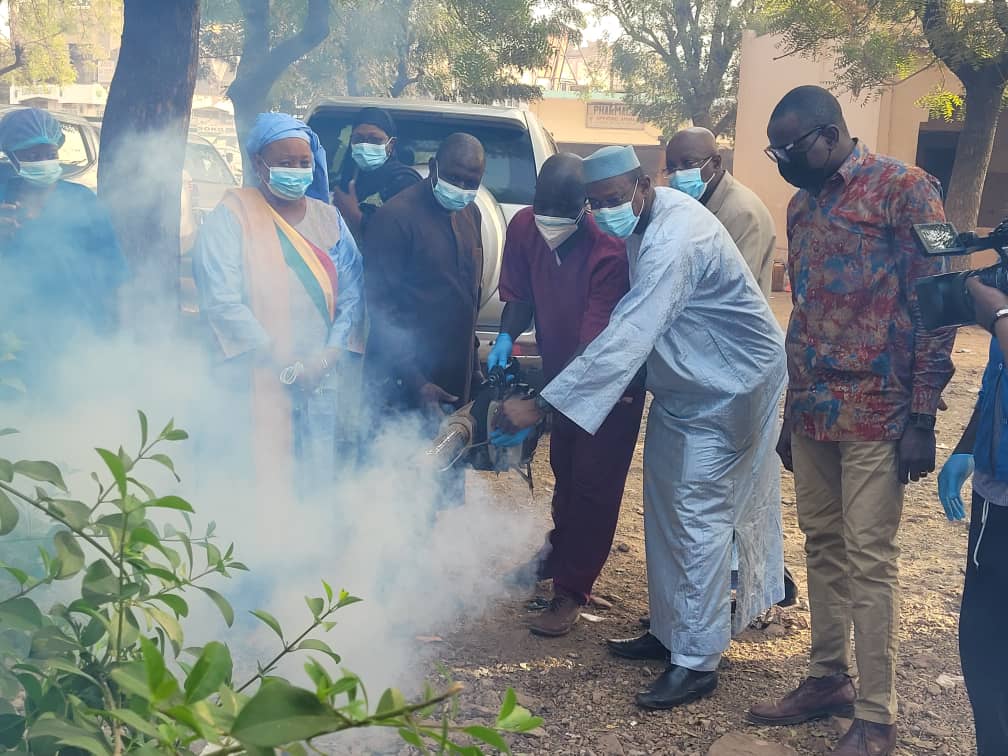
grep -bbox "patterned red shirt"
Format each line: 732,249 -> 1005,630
785,142 -> 955,442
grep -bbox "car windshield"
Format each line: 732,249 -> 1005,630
185,142 -> 236,185
312,112 -> 536,206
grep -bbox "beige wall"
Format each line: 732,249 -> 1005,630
527,96 -> 663,147
733,30 -> 962,261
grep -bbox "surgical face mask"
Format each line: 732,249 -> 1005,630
17,159 -> 62,187
593,181 -> 640,239
668,159 -> 712,200
432,166 -> 477,211
261,161 -> 314,200
351,142 -> 389,171
535,208 -> 584,250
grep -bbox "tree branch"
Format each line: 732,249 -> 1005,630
0,43 -> 25,78
919,0 -> 981,71
229,0 -> 331,103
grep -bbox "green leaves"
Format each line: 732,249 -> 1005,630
199,586 -> 235,627
250,609 -> 284,641
184,641 -> 233,703
495,689 -> 543,733
0,410 -> 537,756
95,448 -> 128,499
11,460 -> 67,492
0,597 -> 44,630
81,561 -> 118,604
52,531 -> 84,579
230,679 -> 340,747
0,489 -> 18,535
297,638 -> 341,664
146,495 -> 194,512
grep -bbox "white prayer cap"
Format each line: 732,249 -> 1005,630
583,145 -> 641,183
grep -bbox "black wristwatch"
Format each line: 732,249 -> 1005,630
908,412 -> 936,431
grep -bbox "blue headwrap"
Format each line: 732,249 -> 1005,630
246,112 -> 329,203
0,108 -> 66,155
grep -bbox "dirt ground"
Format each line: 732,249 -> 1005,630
430,295 -> 988,756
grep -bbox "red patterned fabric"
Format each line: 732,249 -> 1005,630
785,142 -> 956,442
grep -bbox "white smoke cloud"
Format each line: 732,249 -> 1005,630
1,153 -> 545,715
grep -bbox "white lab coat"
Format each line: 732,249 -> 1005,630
541,188 -> 787,664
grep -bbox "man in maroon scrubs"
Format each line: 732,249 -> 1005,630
489,153 -> 645,636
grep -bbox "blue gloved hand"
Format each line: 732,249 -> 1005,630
490,427 -> 532,448
487,333 -> 513,372
937,453 -> 973,521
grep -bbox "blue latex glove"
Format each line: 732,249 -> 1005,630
937,453 -> 973,521
487,333 -> 513,372
490,427 -> 532,448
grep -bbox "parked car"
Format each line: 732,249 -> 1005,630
307,97 -> 558,377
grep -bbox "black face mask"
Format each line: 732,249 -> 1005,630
777,144 -> 835,190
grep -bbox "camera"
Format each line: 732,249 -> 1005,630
912,218 -> 1008,330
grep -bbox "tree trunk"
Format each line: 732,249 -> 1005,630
227,0 -> 331,181
945,66 -> 1005,232
98,0 -> 200,337
689,106 -> 714,131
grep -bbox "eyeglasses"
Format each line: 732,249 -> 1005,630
764,126 -> 826,163
663,155 -> 714,176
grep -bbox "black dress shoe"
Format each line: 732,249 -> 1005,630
778,566 -> 799,608
636,665 -> 718,710
606,632 -> 669,661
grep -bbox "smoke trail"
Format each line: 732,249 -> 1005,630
1,128 -> 546,712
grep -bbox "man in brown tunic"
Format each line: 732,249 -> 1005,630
363,132 -> 485,419
665,127 -> 776,297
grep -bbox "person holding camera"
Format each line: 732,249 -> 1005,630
936,276 -> 1008,755
747,86 -> 956,756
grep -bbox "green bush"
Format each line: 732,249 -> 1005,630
0,413 -> 541,755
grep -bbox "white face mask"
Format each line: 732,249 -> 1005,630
534,206 -> 586,251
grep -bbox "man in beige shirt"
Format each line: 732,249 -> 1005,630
665,127 -> 776,297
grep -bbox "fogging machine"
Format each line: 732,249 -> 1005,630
424,358 -> 543,487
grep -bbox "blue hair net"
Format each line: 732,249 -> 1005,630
246,112 -> 329,203
0,108 -> 66,155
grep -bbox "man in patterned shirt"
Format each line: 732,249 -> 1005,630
747,86 -> 955,756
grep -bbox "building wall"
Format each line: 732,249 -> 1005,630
527,94 -> 663,147
733,30 -> 960,260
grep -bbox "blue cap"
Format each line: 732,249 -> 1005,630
583,145 -> 640,184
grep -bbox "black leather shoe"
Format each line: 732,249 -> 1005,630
778,566 -> 799,608
606,632 -> 669,661
636,665 -> 718,710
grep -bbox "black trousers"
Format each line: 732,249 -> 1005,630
960,493 -> 1008,755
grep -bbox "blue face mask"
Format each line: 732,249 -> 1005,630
263,162 -> 314,200
351,142 -> 390,171
18,159 -> 62,187
432,165 -> 478,211
593,180 -> 641,239
669,163 -> 711,200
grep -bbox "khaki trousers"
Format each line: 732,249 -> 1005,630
792,433 -> 904,724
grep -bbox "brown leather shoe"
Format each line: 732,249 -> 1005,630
831,719 -> 896,755
747,674 -> 856,725
529,588 -> 581,637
